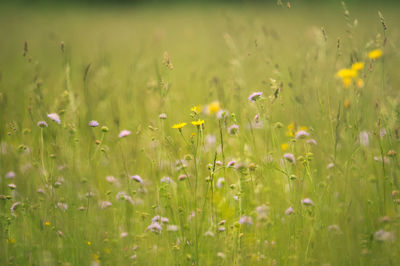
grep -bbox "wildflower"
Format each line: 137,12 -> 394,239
388,150 -> 397,157
248,92 -> 263,102
147,222 -> 162,234
227,160 -> 236,167
8,184 -> 16,190
152,215 -> 169,224
227,124 -> 239,135
281,143 -> 289,151
295,130 -> 309,139
256,205 -> 269,221
191,119 -> 205,126
88,120 -> 99,127
374,229 -> 395,242
306,139 -> 317,145
217,110 -> 229,119
283,153 -> 295,163
5,171 -> 15,179
238,216 -> 253,225
120,232 -> 128,238
45,221 -> 51,226
171,122 -> 187,129
178,174 -> 188,181
118,130 -> 131,138
359,131 -> 369,147
159,113 -> 167,119
131,175 -> 143,184
101,126 -> 109,132
106,176 -> 117,184
100,201 -> 112,209
160,176 -> 173,184
47,113 -> 61,124
351,62 -> 364,71
302,198 -> 314,206
37,121 -> 48,128
190,106 -> 201,113
356,78 -> 364,88
285,206 -> 294,215
206,101 -> 221,114
368,49 -> 383,60
336,68 -> 357,79
216,177 -> 225,188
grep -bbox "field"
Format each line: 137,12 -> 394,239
1,2 -> 400,265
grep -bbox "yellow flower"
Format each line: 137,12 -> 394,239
351,62 -> 364,71
299,126 -> 308,131
356,78 -> 364,89
368,49 -> 383,59
287,122 -> 295,132
87,241 -> 92,246
172,122 -> 187,129
207,101 -> 220,114
281,143 -> 289,151
191,119 -> 205,126
342,77 -> 352,88
45,221 -> 51,226
336,68 -> 357,79
190,105 -> 201,113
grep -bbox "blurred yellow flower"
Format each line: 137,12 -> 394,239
356,78 -> 364,88
368,49 -> 383,59
191,119 -> 205,126
190,105 -> 201,113
281,143 -> 289,151
351,62 -> 364,71
207,101 -> 220,114
172,122 -> 187,129
87,241 -> 92,246
343,77 -> 352,88
336,68 -> 357,79
45,221 -> 51,226
287,123 -> 295,132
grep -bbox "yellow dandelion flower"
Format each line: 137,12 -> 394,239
356,78 -> 364,89
299,126 -> 308,131
207,101 -> 220,114
351,62 -> 364,71
190,105 -> 201,113
287,122 -> 295,132
87,241 -> 92,245
342,77 -> 352,88
368,49 -> 383,59
281,143 -> 289,151
191,119 -> 205,126
171,122 -> 187,129
336,68 -> 357,79
45,221 -> 51,226
286,131 -> 294,137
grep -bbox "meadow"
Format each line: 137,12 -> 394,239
1,2 -> 400,265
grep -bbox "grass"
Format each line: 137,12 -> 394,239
1,2 -> 400,265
